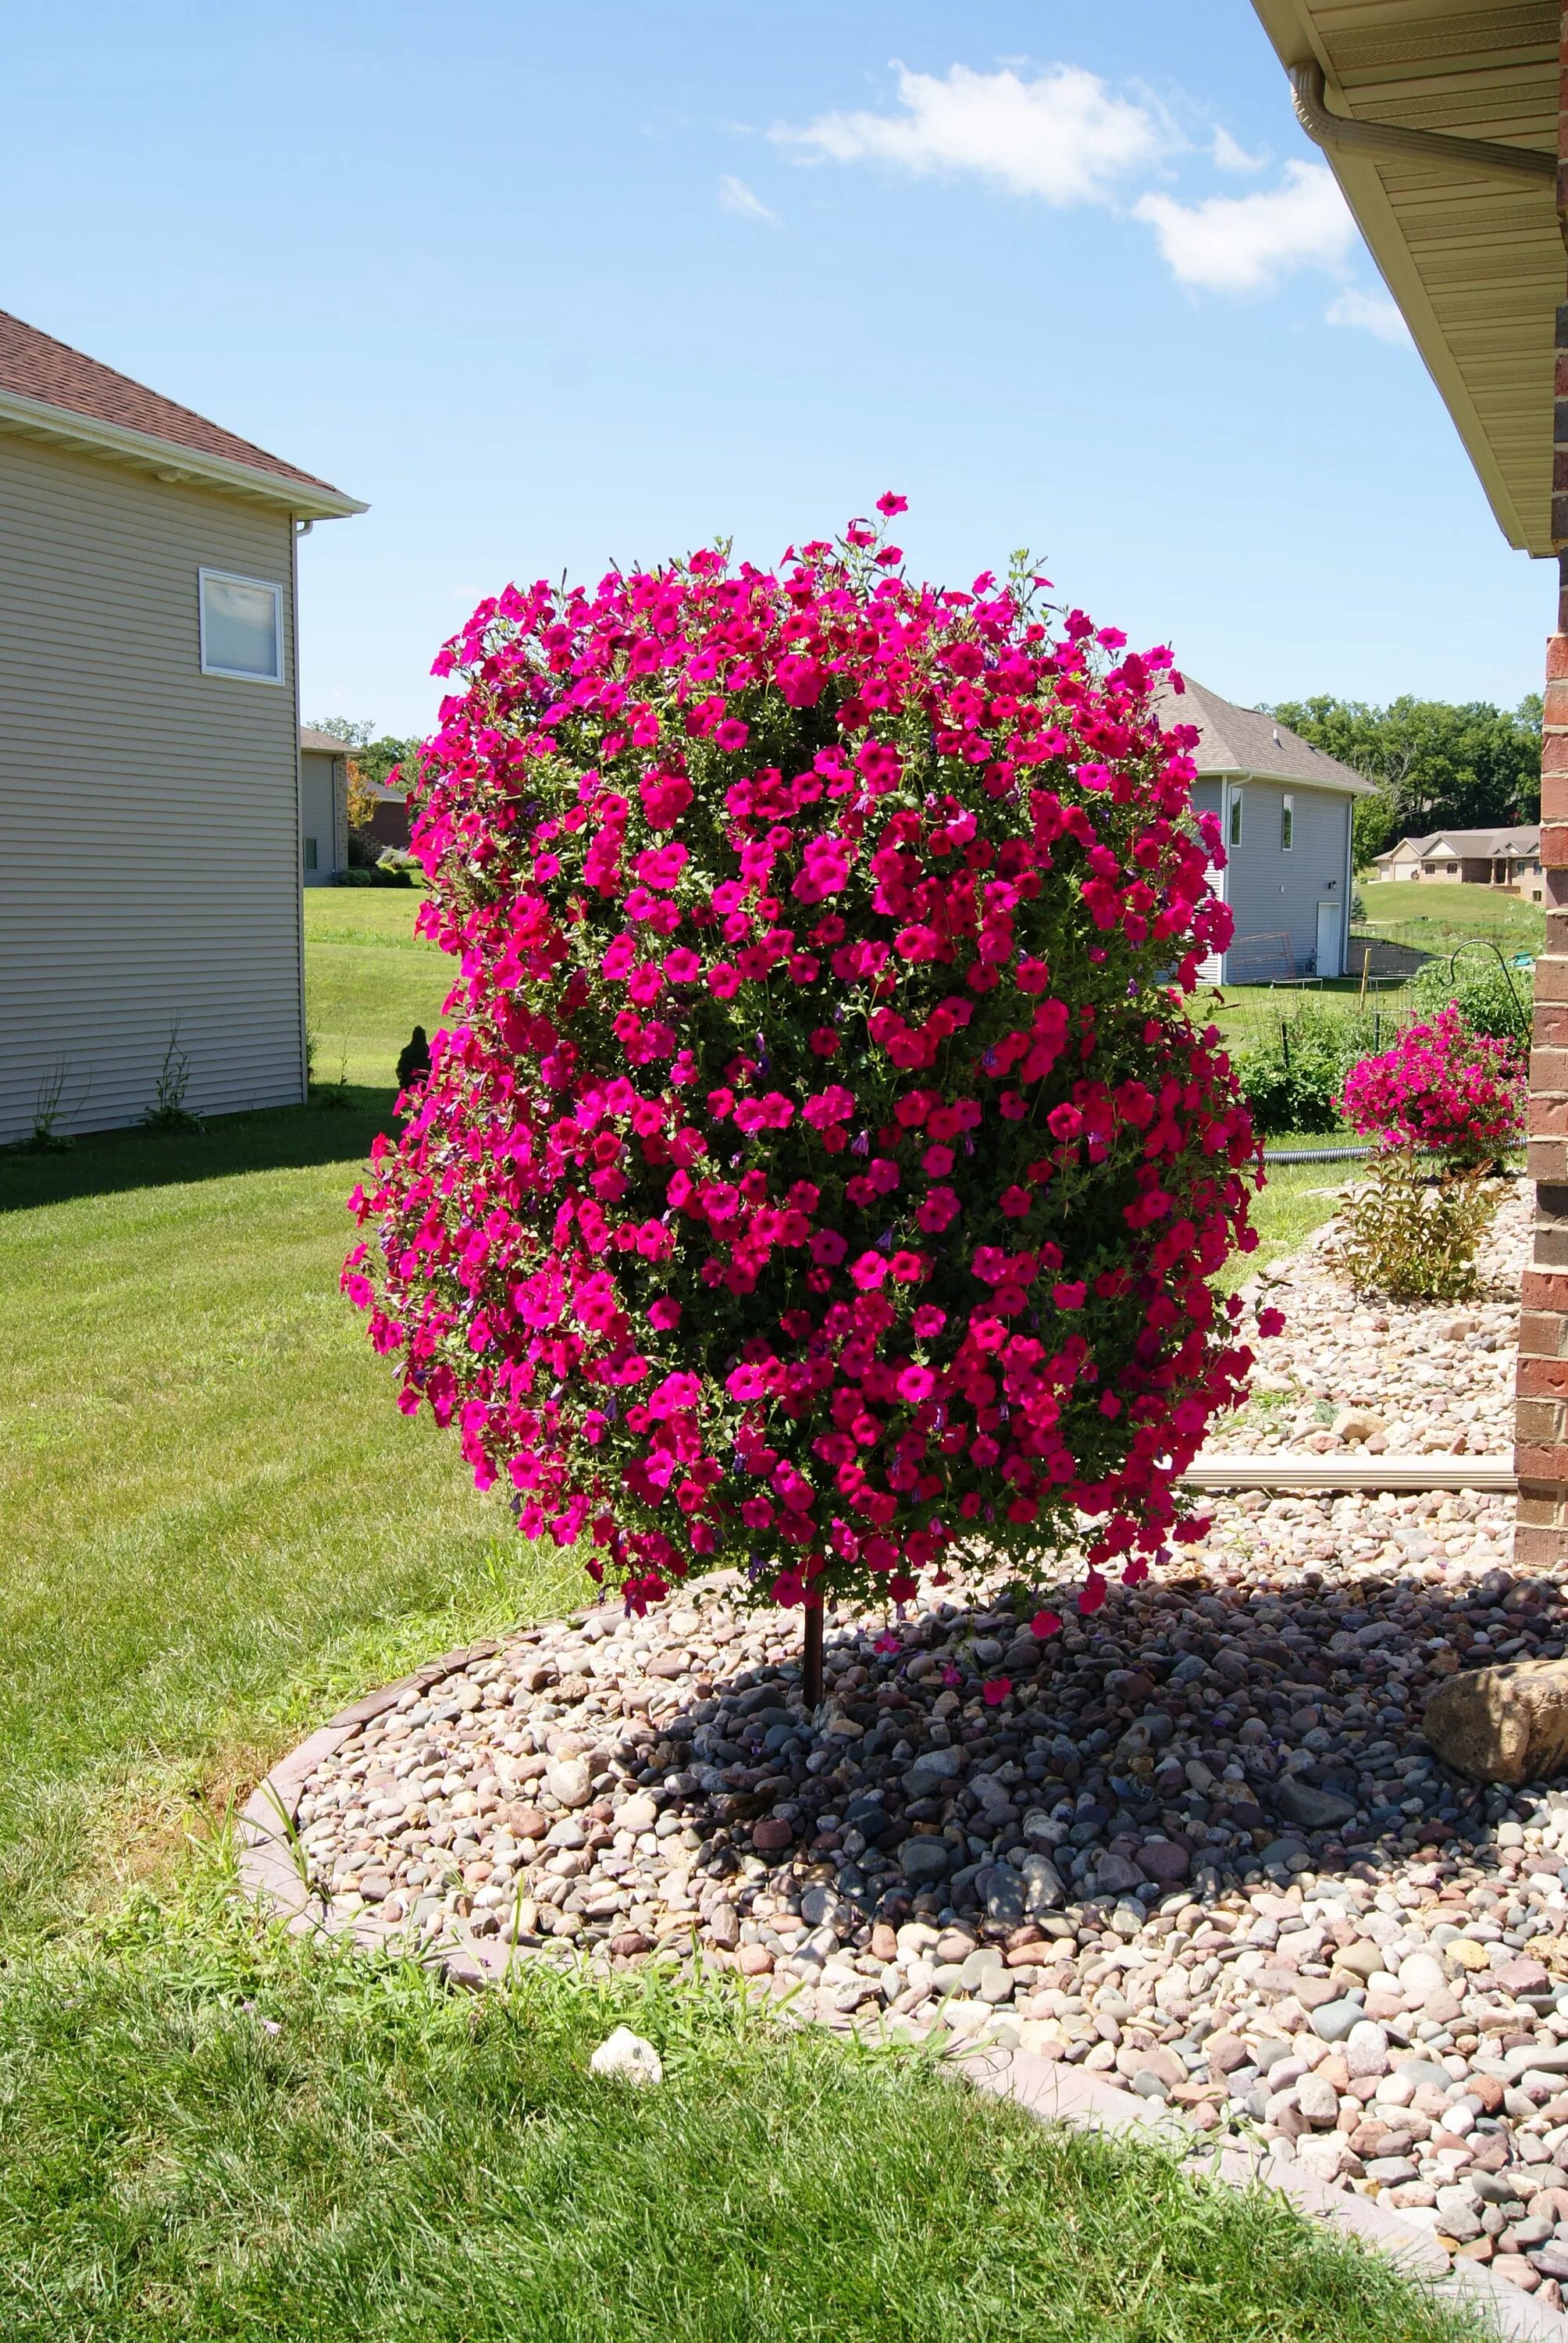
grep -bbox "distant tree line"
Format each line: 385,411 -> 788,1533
1261,694 -> 1542,869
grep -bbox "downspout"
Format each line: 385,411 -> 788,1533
1289,59 -> 1554,186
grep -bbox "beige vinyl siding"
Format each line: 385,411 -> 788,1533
0,431 -> 305,1141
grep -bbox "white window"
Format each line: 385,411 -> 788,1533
1280,793 -> 1294,852
199,568 -> 283,683
303,837 -> 319,872
1228,790 -> 1243,848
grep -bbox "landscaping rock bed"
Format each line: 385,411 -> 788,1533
258,1179 -> 1568,2309
1218,1178 -> 1528,1458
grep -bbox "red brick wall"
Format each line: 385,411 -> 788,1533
1511,9 -> 1568,1561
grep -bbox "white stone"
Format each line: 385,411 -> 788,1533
589,2027 -> 663,2086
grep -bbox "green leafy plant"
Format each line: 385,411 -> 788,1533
142,1025 -> 201,1134
21,1061 -> 74,1153
1410,948 -> 1531,1048
1334,1155 -> 1500,1302
1235,1001 -> 1375,1135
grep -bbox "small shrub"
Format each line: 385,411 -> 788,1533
1335,1155 -> 1499,1302
1342,1003 -> 1524,1171
1235,1001 -> 1374,1135
1410,951 -> 1531,1048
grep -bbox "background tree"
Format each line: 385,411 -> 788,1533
306,716 -> 421,830
1263,694 -> 1542,868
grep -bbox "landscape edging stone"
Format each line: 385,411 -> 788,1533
238,1644 -> 1568,2342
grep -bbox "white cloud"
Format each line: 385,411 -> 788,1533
1133,159 -> 1356,292
718,174 -> 776,223
774,62 -> 1163,206
1325,286 -> 1411,344
1211,125 -> 1265,173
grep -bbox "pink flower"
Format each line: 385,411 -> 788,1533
875,490 -> 908,517
940,1664 -> 962,1688
1257,1307 -> 1285,1339
896,1364 -> 935,1403
808,1228 -> 847,1266
982,1676 -> 1011,1706
1051,1281 -> 1087,1311
1030,1609 -> 1062,1639
850,1251 -> 888,1290
715,719 -> 750,754
873,1629 -> 900,1654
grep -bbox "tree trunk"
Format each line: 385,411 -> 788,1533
803,1602 -> 825,1711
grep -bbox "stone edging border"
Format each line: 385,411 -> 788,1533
237,1633 -> 1568,2343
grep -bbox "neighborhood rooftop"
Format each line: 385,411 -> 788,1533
1382,825 -> 1541,860
1151,672 -> 1374,793
0,310 -> 361,513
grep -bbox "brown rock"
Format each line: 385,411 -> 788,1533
752,1817 -> 794,1850
737,1942 -> 773,1975
1470,2074 -> 1506,2115
871,1923 -> 899,1962
510,1805 -> 550,1839
610,1929 -> 653,1958
1317,2053 -> 1351,2093
1206,2032 -> 1249,2075
1491,2256 -> 1541,2293
1424,1658 -> 1568,1785
707,1901 -> 740,1950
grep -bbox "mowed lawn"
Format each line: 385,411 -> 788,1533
1356,877 -> 1544,961
0,893 -> 1462,2342
0,888 -> 589,1938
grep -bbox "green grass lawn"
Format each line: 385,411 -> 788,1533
1356,878 -> 1543,961
0,1912 -> 1473,2343
302,884 -> 451,1089
0,903 -> 1464,2340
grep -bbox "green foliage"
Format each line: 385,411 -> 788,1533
1265,694 -> 1542,845
305,716 -> 417,792
1410,950 -> 1533,1047
1235,1000 -> 1374,1134
1335,1156 -> 1502,1302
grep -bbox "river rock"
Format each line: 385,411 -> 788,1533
1424,1658 -> 1568,1785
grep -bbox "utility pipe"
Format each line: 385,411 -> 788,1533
1289,59 -> 1553,186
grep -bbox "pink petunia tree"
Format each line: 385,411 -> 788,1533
345,508 -> 1263,1702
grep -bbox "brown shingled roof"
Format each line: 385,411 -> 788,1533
0,310 -> 344,494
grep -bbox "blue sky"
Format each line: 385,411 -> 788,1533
6,2 -> 1552,733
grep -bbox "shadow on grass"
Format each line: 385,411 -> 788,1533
0,1090 -> 400,1214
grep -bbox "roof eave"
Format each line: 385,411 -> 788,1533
0,387 -> 367,520
1248,0 -> 1547,558
1196,761 -> 1377,797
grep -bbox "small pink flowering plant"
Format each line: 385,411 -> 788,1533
1341,1004 -> 1524,1172
346,507 -> 1262,1626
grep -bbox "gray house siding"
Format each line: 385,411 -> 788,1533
1219,781 -> 1350,982
300,747 -> 343,885
0,432 -> 305,1142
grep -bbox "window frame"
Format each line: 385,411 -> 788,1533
303,836 -> 319,872
1280,793 -> 1294,852
198,566 -> 285,685
1228,788 -> 1243,848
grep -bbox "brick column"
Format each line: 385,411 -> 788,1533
1512,11 -> 1568,1560
1517,590 -> 1568,1558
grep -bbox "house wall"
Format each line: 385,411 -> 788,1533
0,431 -> 305,1141
300,749 -> 342,885
1218,779 -> 1351,981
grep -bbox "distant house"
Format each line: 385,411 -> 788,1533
0,311 -> 364,1142
299,726 -> 350,886
1153,675 -> 1374,983
359,776 -> 412,853
1373,826 -> 1543,900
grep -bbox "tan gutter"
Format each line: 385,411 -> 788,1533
1289,59 -> 1554,189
